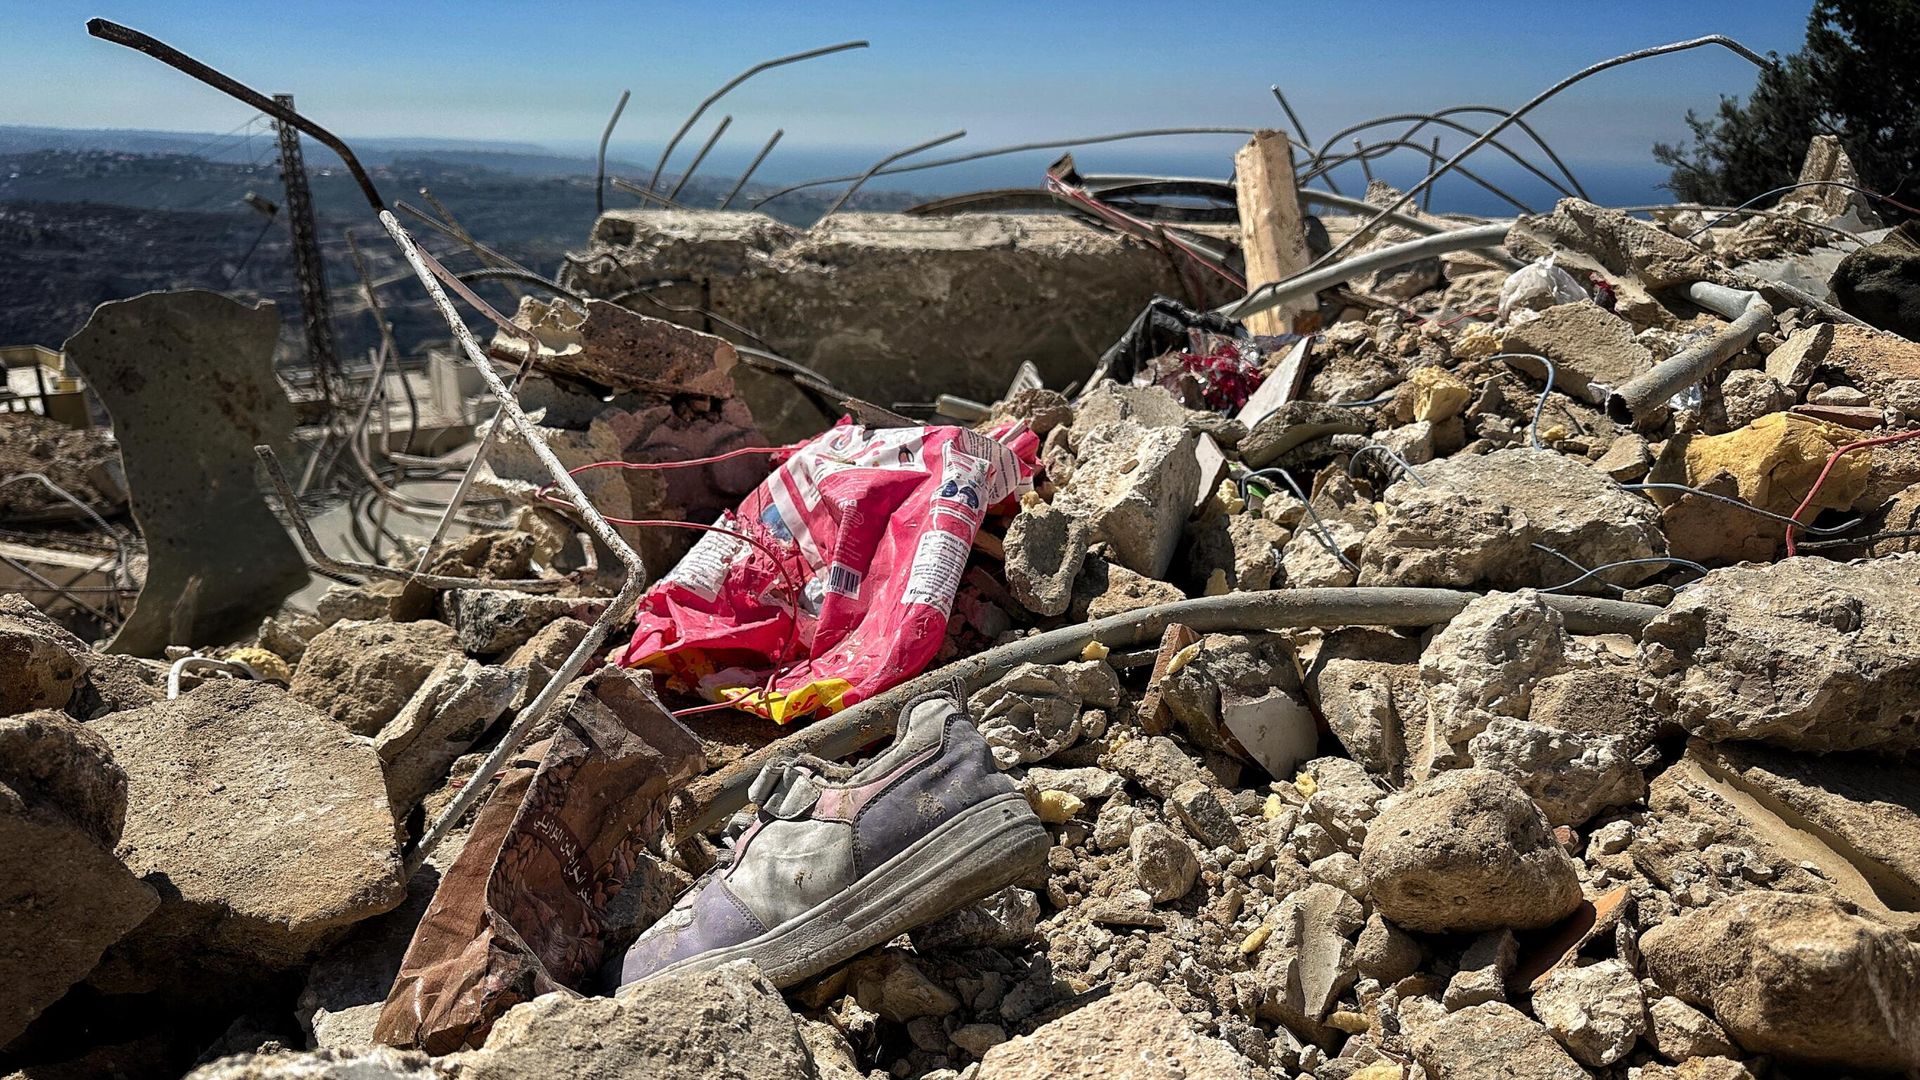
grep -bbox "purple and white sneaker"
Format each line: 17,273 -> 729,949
614,689 -> 1049,989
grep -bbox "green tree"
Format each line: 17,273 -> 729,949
1654,0 -> 1919,211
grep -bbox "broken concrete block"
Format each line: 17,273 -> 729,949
1833,221 -> 1920,339
1594,433 -> 1652,481
1169,778 -> 1243,851
1647,995 -> 1737,1062
1409,365 -> 1472,423
1442,929 -> 1516,1010
1359,768 -> 1582,933
497,296 -> 738,397
1419,590 -> 1567,773
449,962 -> 819,1079
1003,501 -> 1090,617
1239,401 -> 1370,470
0,711 -> 159,1045
1256,881 -> 1364,1031
186,1046 -> 439,1080
1641,891 -> 1920,1072
373,656 -> 522,814
1360,448 -> 1667,591
1071,554 -> 1187,621
1530,958 -> 1647,1067
89,682 -> 404,998
1279,518 -> 1365,588
1502,300 -> 1655,401
1411,1000 -> 1590,1080
501,615 -> 590,709
62,290 -> 309,655
290,619 -> 459,736
0,593 -> 89,716
1353,912 -> 1424,984
1767,320 -> 1920,390
1467,718 -> 1645,827
1103,735 -> 1214,801
1717,369 -> 1788,428
1507,198 -> 1721,291
439,588 -> 607,656
1130,821 -> 1200,903
969,660 -> 1119,769
1053,420 -> 1198,579
1639,556 -> 1920,752
977,982 -> 1256,1079
911,886 -> 1040,953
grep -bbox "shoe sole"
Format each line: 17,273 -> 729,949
637,790 -> 1050,988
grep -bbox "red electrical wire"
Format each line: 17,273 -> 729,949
1784,427 -> 1920,556
563,442 -> 801,479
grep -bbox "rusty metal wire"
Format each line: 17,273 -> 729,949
644,40 -> 869,195
720,128 -> 784,210
595,89 -> 631,216
1302,139 -> 1536,214
823,130 -> 968,221
667,115 -> 733,203
1310,36 -> 1768,272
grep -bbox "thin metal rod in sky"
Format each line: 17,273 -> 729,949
752,127 -> 1262,208
720,128 -> 784,209
667,114 -> 732,202
821,129 -> 967,221
645,40 -> 869,194
1310,36 -> 1768,271
595,89 -> 631,216
1271,85 -> 1337,196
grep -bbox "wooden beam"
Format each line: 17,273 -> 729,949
1233,130 -> 1313,336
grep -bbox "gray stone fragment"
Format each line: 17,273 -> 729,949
290,619 -> 459,736
1053,420 -> 1198,579
1410,1000 -> 1592,1080
969,660 -> 1120,768
1639,556 -> 1920,751
1467,718 -> 1645,827
1020,766 -> 1122,803
1646,994 -> 1737,1062
977,982 -> 1256,1079
1353,912 -> 1424,984
373,656 -> 522,813
1359,768 -> 1582,933
0,593 -> 88,716
185,1046 -> 437,1080
1359,448 -> 1666,590
1718,369 -> 1788,427
1130,821 -> 1200,903
1256,882 -> 1364,1029
1531,958 -> 1647,1067
0,711 -> 158,1045
63,290 -> 307,655
911,886 -> 1041,952
440,588 -> 608,656
1443,929 -> 1517,1010
1102,735 -> 1212,800
1003,502 -> 1090,617
1169,778 -> 1243,851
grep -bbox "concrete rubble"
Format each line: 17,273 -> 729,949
11,86 -> 1920,1080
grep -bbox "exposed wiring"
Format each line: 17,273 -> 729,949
1345,444 -> 1428,487
1784,428 -> 1920,555
1621,482 -> 1864,536
1683,179 -> 1920,240
1488,352 -> 1556,449
1529,544 -> 1709,594
1237,468 -> 1358,571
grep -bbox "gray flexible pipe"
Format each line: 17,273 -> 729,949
1606,282 -> 1772,425
672,586 -> 1662,837
1219,222 -> 1514,323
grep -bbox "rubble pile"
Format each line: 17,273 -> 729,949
6,109 -> 1920,1080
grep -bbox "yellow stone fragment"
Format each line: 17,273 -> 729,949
1204,568 -> 1231,597
1410,365 -> 1473,422
1262,794 -> 1286,820
1539,423 -> 1568,444
1216,479 -> 1246,515
225,646 -> 291,683
1454,322 -> 1503,361
1348,1059 -> 1399,1078
1327,1010 -> 1372,1035
1294,772 -> 1319,799
1165,641 -> 1203,676
1239,923 -> 1273,955
1681,412 -> 1869,516
1033,790 -> 1085,824
1080,639 -> 1110,662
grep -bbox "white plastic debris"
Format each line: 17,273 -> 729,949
1498,255 -> 1587,320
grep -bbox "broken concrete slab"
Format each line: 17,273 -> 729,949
1641,890 -> 1920,1072
970,659 -> 1120,769
0,710 -> 158,1045
438,588 -> 608,656
1639,556 -> 1920,752
1503,300 -> 1655,402
563,211 -> 1238,439
1359,448 -> 1667,591
62,290 -> 308,656
1410,1000 -> 1591,1080
1419,590 -> 1568,774
1256,881 -> 1364,1031
1507,198 -> 1724,291
1359,768 -> 1582,933
0,593 -> 89,716
1530,958 -> 1647,1067
89,682 -> 405,988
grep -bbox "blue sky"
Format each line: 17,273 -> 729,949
2,1 -> 1816,206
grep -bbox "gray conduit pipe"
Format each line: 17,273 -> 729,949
673,586 -> 1661,837
1606,282 -> 1772,425
1298,190 -> 1524,271
1219,222 -> 1514,323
